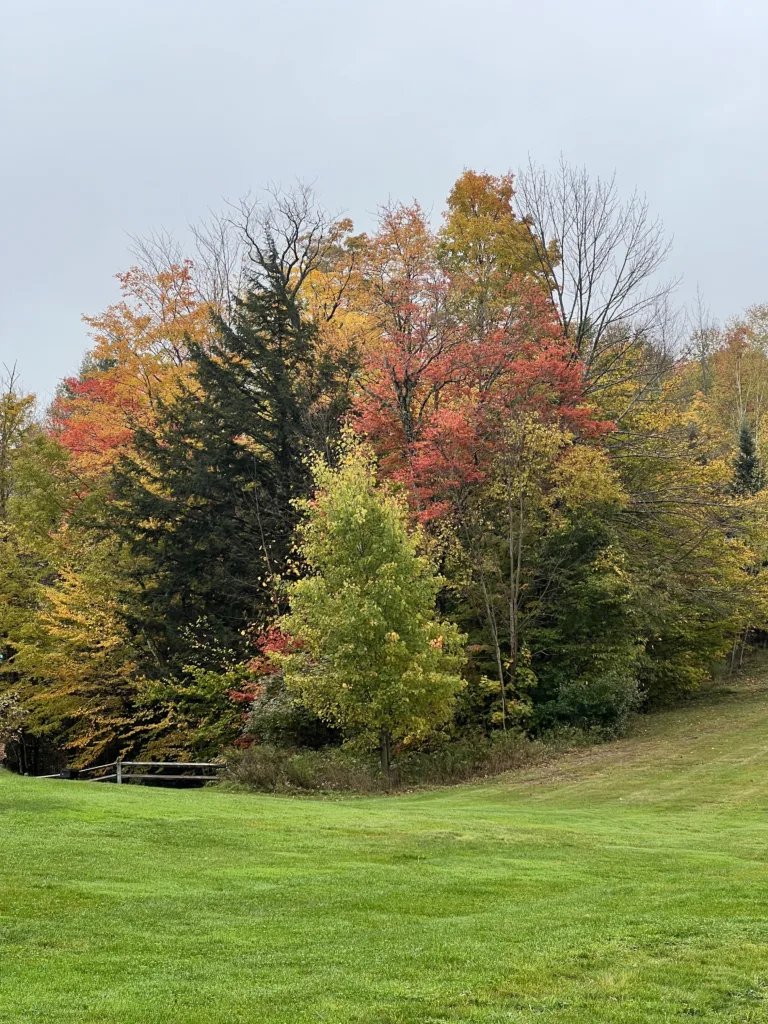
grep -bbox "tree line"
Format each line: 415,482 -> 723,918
1,164 -> 767,778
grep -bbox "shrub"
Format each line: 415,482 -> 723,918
224,725 -> 599,794
533,669 -> 641,735
245,674 -> 340,749
225,744 -> 379,793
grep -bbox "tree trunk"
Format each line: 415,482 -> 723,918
477,564 -> 507,730
508,480 -> 525,700
379,730 -> 392,777
729,638 -> 739,675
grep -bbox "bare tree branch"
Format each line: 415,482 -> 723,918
228,182 -> 354,326
514,157 -> 678,379
685,286 -> 721,396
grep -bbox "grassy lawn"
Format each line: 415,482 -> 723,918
2,676 -> 768,1023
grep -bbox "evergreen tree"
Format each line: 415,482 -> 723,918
733,420 -> 763,496
108,285 -> 356,672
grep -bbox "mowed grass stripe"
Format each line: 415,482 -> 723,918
1,676 -> 768,1022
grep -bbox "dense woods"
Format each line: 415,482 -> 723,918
2,166 -> 767,781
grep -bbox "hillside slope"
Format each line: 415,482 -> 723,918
1,673 -> 768,1023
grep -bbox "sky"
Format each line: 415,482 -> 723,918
2,0 -> 766,404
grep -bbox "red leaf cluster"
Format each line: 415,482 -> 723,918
50,374 -> 138,468
226,627 -> 293,708
356,259 -> 610,520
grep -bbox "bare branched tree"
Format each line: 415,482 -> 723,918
129,217 -> 247,321
128,229 -> 186,285
514,158 -> 678,380
131,183 -> 359,332
229,182 -> 358,326
190,211 -> 248,319
686,287 -> 721,396
0,365 -> 34,523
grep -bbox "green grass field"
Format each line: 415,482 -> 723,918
2,675 -> 768,1023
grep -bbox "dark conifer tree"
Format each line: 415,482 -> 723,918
109,285 -> 356,672
733,420 -> 763,496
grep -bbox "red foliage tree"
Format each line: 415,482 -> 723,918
354,203 -> 464,475
354,215 -> 609,519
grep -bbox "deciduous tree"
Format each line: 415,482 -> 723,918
276,436 -> 466,773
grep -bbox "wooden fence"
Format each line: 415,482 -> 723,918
38,758 -> 226,785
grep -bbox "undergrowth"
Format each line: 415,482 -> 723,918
224,725 -> 601,793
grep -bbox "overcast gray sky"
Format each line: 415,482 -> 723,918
2,0 -> 766,403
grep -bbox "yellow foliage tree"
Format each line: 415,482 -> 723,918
11,540 -> 144,766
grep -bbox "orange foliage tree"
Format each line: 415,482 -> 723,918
51,262 -> 215,476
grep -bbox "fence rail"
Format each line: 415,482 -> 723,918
38,757 -> 226,785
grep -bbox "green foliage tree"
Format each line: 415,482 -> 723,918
275,436 -> 466,772
135,664 -> 247,761
608,374 -> 765,701
0,367 -> 151,769
527,466 -> 641,732
0,371 -> 43,685
440,421 -> 639,731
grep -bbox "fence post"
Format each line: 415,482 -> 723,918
116,756 -> 122,784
